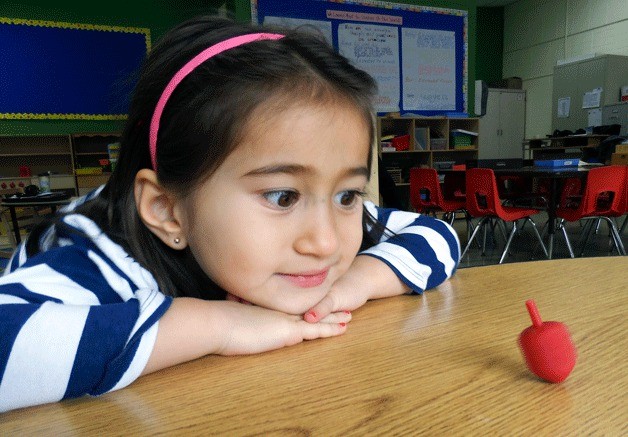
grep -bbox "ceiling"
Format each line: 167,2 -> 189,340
475,0 -> 519,6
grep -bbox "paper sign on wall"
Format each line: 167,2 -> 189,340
587,108 -> 602,127
582,88 -> 602,109
557,97 -> 570,118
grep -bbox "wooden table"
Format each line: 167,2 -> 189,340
1,257 -> 626,435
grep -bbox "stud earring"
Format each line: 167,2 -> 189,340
174,237 -> 180,244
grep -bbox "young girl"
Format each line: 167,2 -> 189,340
0,16 -> 459,412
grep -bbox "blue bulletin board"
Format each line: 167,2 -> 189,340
0,17 -> 150,120
252,0 -> 468,116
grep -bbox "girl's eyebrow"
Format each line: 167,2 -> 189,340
243,164 -> 369,178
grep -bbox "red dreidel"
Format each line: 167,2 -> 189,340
518,299 -> 577,383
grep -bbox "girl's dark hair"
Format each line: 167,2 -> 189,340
27,16 -> 381,299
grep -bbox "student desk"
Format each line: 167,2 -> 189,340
491,166 -> 591,258
447,165 -> 592,258
1,195 -> 71,244
1,257 -> 626,434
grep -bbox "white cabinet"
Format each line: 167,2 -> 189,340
478,88 -> 526,159
602,102 -> 628,136
552,55 -> 628,132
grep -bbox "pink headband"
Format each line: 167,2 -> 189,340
149,32 -> 284,170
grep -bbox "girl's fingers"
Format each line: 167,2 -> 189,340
303,293 -> 338,323
318,311 -> 352,324
299,318 -> 348,341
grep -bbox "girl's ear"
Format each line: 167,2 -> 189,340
134,169 -> 187,249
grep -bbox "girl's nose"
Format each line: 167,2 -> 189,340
293,204 -> 339,257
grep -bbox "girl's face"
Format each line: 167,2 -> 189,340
181,100 -> 371,314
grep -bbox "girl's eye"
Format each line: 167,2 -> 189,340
263,190 -> 300,209
334,190 -> 365,208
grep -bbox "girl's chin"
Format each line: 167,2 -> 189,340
227,281 -> 332,314
263,297 -> 326,316
226,292 -> 315,315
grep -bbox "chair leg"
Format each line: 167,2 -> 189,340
620,215 -> 627,235
526,217 -> 549,259
482,220 -> 489,255
499,221 -> 518,264
465,213 -> 477,245
557,220 -> 574,258
484,218 -> 500,253
594,217 -> 602,234
607,218 -> 618,253
578,219 -> 597,257
496,220 -> 509,243
446,212 -> 456,226
577,217 -> 626,256
599,217 -> 627,256
531,215 -> 549,254
518,217 -> 528,234
495,220 -> 510,256
461,217 -> 490,260
466,217 -> 481,249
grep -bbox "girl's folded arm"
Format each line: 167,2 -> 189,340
363,203 -> 461,292
0,294 -> 166,412
143,297 -> 349,375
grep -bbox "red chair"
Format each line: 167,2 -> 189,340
558,178 -> 583,209
409,167 -> 467,226
557,165 -> 627,256
620,169 -> 628,235
497,175 -> 532,203
461,168 -> 548,264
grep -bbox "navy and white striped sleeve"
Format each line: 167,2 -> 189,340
0,215 -> 172,413
360,201 -> 460,294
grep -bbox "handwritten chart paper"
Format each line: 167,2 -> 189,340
402,28 -> 456,111
263,16 -> 332,45
252,0 -> 468,115
338,23 -> 399,113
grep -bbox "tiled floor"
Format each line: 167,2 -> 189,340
453,212 -> 627,268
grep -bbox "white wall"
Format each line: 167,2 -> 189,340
502,0 -> 628,138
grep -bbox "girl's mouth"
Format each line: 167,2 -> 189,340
278,269 -> 329,288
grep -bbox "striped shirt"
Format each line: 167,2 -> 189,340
0,198 -> 459,412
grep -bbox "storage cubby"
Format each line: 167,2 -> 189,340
0,134 -> 76,196
72,133 -> 121,195
0,133 -> 121,197
377,115 -> 480,210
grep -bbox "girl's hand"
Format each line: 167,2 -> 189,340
214,300 -> 350,356
303,255 -> 411,323
143,297 -> 350,375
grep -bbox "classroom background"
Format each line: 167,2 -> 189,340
2,0 -> 627,136
1,0 -> 627,265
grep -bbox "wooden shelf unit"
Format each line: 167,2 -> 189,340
522,135 -> 608,160
377,116 -> 479,210
0,134 -> 76,195
0,133 -> 121,197
72,133 -> 120,196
